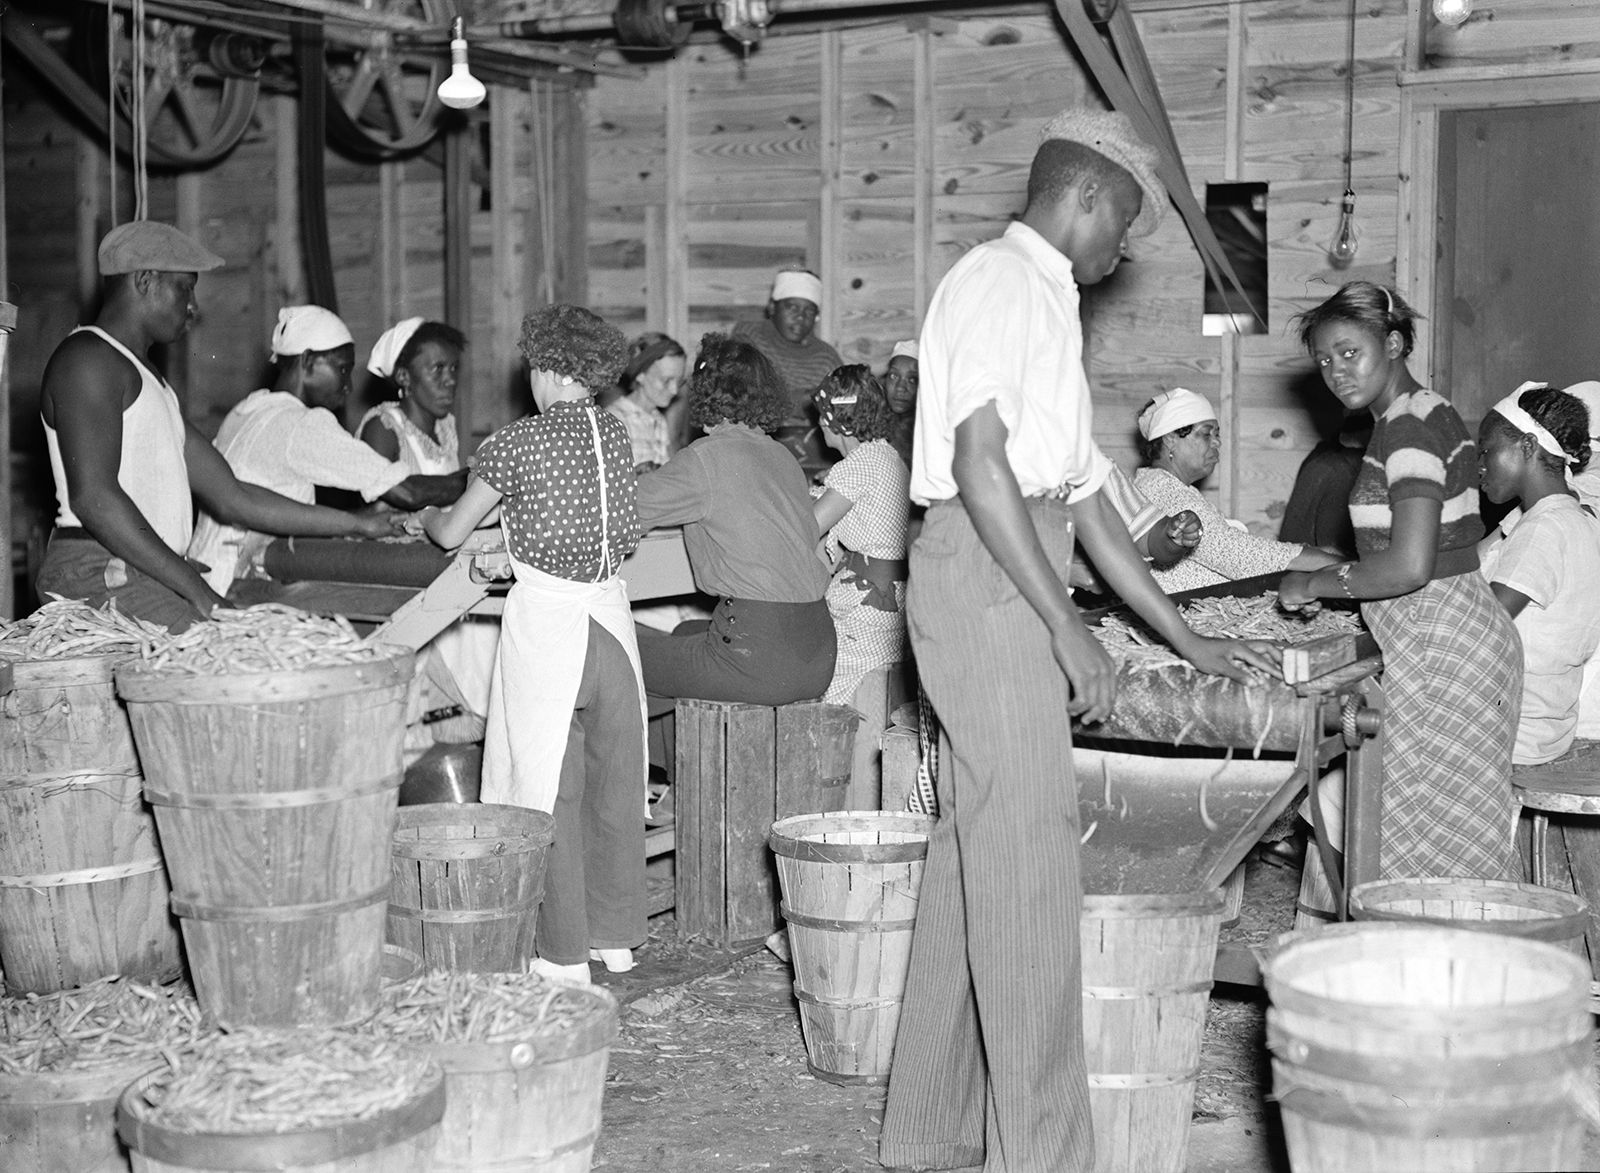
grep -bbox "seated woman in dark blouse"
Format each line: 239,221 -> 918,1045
635,333 -> 837,705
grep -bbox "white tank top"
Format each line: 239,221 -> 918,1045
44,325 -> 193,553
357,402 -> 461,475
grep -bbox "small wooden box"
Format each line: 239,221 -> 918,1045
674,698 -> 859,945
880,723 -> 922,813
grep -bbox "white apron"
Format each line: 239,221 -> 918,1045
480,557 -> 648,813
479,402 -> 648,814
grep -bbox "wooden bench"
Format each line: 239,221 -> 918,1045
673,697 -> 860,945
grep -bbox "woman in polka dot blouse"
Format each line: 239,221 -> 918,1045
634,333 -> 837,704
423,305 -> 647,986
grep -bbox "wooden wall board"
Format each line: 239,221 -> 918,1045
1423,0 -> 1600,72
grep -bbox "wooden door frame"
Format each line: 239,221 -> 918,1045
1397,45 -> 1600,391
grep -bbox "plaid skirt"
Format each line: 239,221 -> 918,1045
1364,570 -> 1522,880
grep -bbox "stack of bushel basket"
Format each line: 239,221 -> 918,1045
0,601 -> 620,1173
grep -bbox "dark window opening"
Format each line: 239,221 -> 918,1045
1202,181 -> 1268,337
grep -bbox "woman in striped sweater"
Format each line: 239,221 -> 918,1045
1278,282 -> 1521,882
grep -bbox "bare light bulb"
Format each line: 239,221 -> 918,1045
438,17 -> 486,110
1329,188 -> 1359,269
1431,0 -> 1472,26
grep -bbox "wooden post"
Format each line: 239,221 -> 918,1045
490,84 -> 525,433
912,25 -> 936,324
272,95 -> 305,304
444,118 -> 474,445
817,30 -> 843,346
664,60 -> 689,348
0,304 -> 13,621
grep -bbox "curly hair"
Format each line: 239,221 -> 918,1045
620,331 -> 686,392
1292,281 -> 1422,359
1484,384 -> 1592,477
814,365 -> 893,442
686,333 -> 790,433
518,305 -> 628,393
395,321 -> 468,375
1134,398 -> 1201,466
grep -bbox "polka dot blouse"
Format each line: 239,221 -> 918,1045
474,399 -> 641,581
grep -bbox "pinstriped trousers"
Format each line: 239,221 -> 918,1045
879,498 -> 1093,1172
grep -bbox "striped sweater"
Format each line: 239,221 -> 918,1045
1350,387 -> 1484,562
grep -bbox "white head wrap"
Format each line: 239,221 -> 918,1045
771,270 -> 823,306
1491,381 -> 1575,465
271,305 -> 352,357
890,340 -> 919,361
1561,381 -> 1600,453
1137,387 -> 1217,440
367,317 -> 426,378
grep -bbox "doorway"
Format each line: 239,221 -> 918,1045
1434,101 -> 1600,426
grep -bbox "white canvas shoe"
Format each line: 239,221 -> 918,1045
529,956 -> 593,985
590,947 -> 635,973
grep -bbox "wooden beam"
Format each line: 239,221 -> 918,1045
490,83 -> 524,431
272,95 -> 305,304
377,159 -> 405,325
665,58 -> 689,347
1219,0 -> 1247,518
174,172 -> 203,413
444,120 -> 474,442
0,50 -> 10,620
913,24 -> 936,324
818,29 -> 843,346
75,135 -> 102,315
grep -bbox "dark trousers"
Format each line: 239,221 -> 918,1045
538,619 -> 647,965
636,596 -> 836,706
878,498 -> 1093,1172
36,531 -> 200,632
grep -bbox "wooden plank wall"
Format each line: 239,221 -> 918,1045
585,0 -> 1418,533
3,74 -> 583,465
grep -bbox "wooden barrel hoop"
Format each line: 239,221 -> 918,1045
1081,888 -> 1225,1173
117,1066 -> 445,1171
770,810 -> 933,1087
0,655 -> 182,994
1262,922 -> 1594,1173
388,803 -> 555,973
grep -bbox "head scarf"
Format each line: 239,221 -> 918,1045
367,317 -> 425,379
270,305 -> 353,356
1491,382 -> 1576,465
771,269 -> 823,306
1137,387 -> 1216,441
890,340 -> 919,362
1561,381 -> 1600,455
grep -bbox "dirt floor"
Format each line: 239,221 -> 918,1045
587,855 -> 1302,1172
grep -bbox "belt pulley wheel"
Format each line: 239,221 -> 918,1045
614,0 -> 692,50
323,0 -> 456,158
84,13 -> 261,168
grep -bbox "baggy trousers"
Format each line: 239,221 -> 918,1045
878,496 -> 1093,1172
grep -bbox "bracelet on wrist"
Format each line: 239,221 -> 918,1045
1333,561 -> 1356,599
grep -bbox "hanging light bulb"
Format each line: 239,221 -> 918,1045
437,17 -> 486,111
1432,0 -> 1472,26
1329,188 -> 1359,269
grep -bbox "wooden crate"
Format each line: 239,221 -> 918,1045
674,698 -> 860,945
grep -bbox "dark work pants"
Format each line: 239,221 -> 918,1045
538,619 -> 647,965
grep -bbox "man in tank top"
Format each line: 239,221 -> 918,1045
36,220 -> 397,631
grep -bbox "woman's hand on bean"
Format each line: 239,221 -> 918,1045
1277,570 -> 1322,614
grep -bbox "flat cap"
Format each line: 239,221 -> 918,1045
98,220 -> 224,276
1040,108 -> 1167,237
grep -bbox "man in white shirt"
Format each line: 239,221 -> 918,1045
190,306 -> 468,593
878,110 -> 1277,1171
